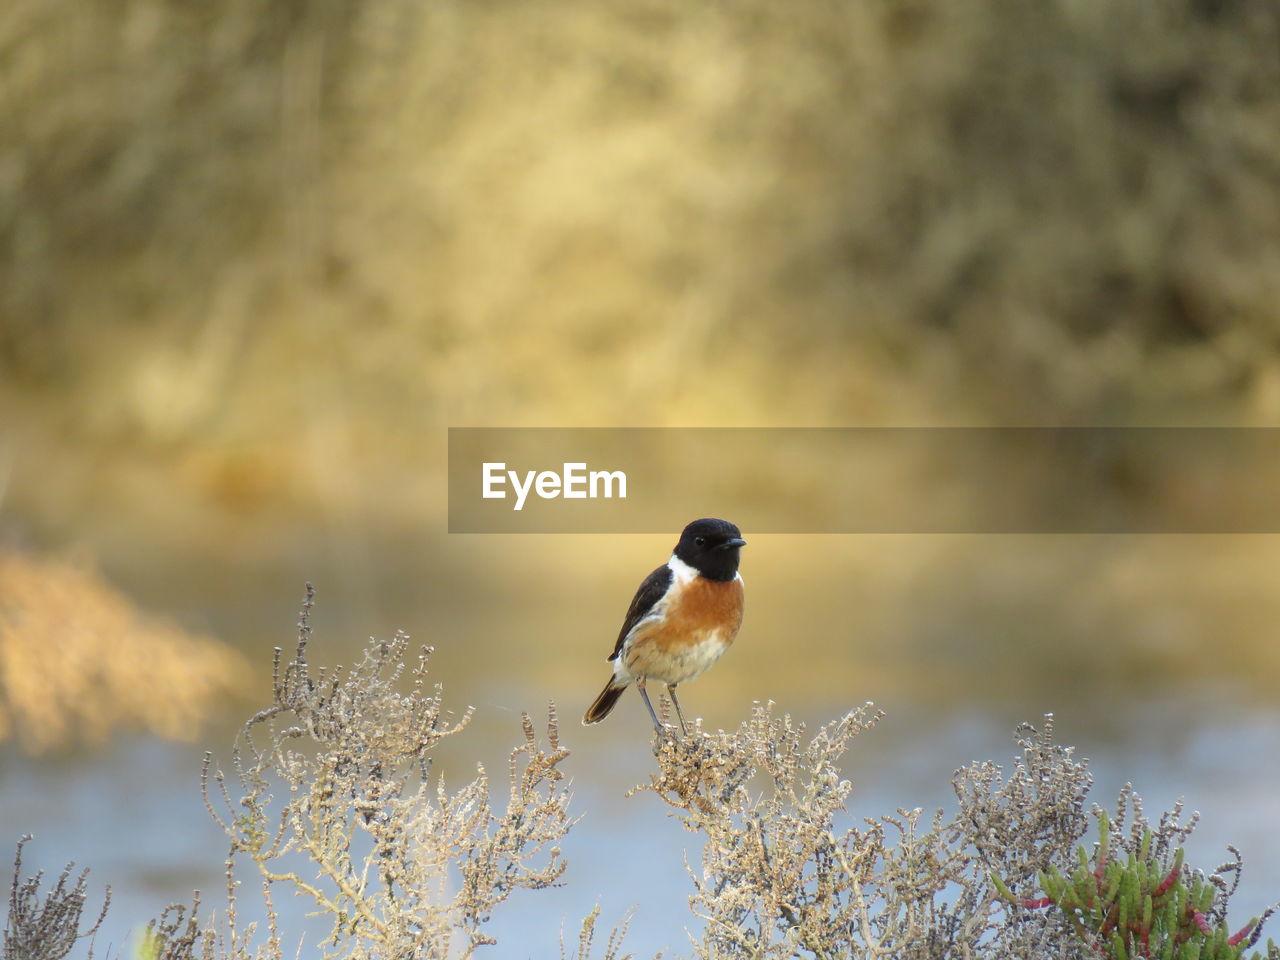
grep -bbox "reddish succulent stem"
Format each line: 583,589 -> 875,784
1095,911 -> 1116,942
1152,866 -> 1179,898
1192,911 -> 1212,936
1228,920 -> 1256,947
1021,897 -> 1054,909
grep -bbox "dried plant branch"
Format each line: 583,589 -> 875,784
561,905 -> 639,960
195,584 -> 582,960
3,836 -> 109,960
635,701 -> 886,959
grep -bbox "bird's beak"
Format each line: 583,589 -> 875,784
719,538 -> 747,550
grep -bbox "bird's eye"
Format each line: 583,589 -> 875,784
694,536 -> 706,546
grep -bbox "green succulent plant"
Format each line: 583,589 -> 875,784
996,812 -> 1273,960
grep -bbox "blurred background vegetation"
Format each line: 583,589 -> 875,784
3,0 -> 1279,716
2,0 -> 1279,953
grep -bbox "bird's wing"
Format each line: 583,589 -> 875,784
607,563 -> 673,661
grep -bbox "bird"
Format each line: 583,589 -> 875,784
583,517 -> 746,735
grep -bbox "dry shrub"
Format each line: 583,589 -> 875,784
191,584 -> 581,960
639,708 -> 1273,959
0,550 -> 248,753
6,590 -> 1274,959
3,837 -> 109,960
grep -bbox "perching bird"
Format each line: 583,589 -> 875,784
583,518 -> 746,734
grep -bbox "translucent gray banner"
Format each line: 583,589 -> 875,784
448,427 -> 1280,533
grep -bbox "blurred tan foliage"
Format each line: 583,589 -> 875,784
3,0 -> 1280,441
0,550 -> 248,753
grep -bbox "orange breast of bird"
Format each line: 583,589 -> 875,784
623,576 -> 744,685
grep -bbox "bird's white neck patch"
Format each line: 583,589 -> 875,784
668,554 -> 699,583
668,553 -> 744,584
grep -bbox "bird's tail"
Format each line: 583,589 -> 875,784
583,680 -> 627,725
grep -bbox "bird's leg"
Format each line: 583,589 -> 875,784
636,679 -> 664,733
666,684 -> 690,737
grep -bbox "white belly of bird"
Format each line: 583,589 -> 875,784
674,631 -> 730,684
636,629 -> 731,686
